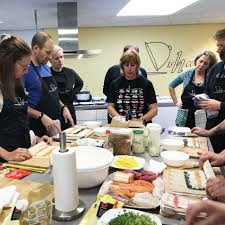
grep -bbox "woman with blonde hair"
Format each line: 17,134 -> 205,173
107,49 -> 158,124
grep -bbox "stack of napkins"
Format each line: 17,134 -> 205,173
0,185 -> 19,214
145,159 -> 167,175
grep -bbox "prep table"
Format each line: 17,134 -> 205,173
0,131 -> 224,225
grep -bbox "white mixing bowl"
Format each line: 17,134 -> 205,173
160,150 -> 189,167
75,146 -> 114,188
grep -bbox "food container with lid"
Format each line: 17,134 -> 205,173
132,130 -> 145,153
109,128 -> 132,155
147,123 -> 161,156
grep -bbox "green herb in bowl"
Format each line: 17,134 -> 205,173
107,211 -> 157,225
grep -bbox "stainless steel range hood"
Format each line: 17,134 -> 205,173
57,2 -> 102,58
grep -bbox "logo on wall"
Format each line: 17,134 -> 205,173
145,42 -> 193,75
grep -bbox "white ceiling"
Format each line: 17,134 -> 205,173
0,0 -> 225,30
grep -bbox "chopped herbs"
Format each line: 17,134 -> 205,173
107,211 -> 157,225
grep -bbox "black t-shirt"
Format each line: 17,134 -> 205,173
50,67 -> 83,104
107,76 -> 157,118
206,61 -> 225,111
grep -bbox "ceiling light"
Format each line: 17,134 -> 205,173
0,21 -> 3,24
117,0 -> 199,16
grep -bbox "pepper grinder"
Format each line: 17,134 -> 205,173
52,132 -> 85,221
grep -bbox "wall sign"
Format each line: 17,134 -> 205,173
145,42 -> 194,75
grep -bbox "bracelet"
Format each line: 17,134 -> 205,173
38,112 -> 44,120
61,105 -> 68,114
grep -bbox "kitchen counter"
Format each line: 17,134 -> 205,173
3,134 -> 223,225
74,101 -> 175,111
23,152 -> 183,225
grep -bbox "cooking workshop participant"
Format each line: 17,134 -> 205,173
197,29 -> 225,153
22,32 -> 74,136
0,36 -> 51,162
103,44 -> 148,123
49,45 -> 83,129
103,44 -> 147,97
107,49 -> 157,124
169,51 -> 217,128
186,200 -> 225,225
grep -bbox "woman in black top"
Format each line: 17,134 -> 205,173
0,36 -> 51,162
107,49 -> 158,124
50,45 -> 83,129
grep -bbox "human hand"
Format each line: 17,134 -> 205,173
185,200 -> 225,225
176,101 -> 183,108
198,99 -> 221,111
41,114 -> 61,135
206,176 -> 225,199
2,148 -> 32,162
36,135 -> 52,145
198,151 -> 223,169
191,127 -> 210,137
62,107 -> 75,126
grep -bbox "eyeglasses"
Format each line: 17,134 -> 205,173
17,62 -> 30,70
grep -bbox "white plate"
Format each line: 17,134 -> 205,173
97,208 -> 162,225
110,155 -> 145,170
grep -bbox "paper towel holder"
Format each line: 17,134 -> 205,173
52,199 -> 85,221
52,132 -> 85,221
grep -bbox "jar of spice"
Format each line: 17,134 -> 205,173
109,128 -> 132,155
132,130 -> 145,153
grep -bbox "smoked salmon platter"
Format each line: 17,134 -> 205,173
98,170 -> 164,209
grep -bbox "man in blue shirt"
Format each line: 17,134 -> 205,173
23,32 -> 74,136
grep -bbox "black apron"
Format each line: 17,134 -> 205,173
206,62 -> 225,153
29,62 -> 61,136
0,97 -> 30,162
181,71 -> 205,129
54,69 -> 76,128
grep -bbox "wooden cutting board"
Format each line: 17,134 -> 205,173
0,177 -> 52,224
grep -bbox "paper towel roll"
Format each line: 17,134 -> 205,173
52,148 -> 79,212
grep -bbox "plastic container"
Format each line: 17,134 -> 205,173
147,123 -> 161,156
109,128 -> 132,155
132,130 -> 145,153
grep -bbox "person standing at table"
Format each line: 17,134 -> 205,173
169,50 -> 217,129
198,29 -> 225,153
103,44 -> 148,97
22,32 -> 74,136
0,36 -> 51,162
49,45 -> 83,129
103,44 -> 148,123
107,49 -> 157,124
